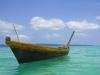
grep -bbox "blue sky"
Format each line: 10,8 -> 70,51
0,0 -> 100,45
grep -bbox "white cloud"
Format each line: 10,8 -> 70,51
43,33 -> 61,39
0,20 -> 24,35
30,16 -> 65,30
66,20 -> 100,30
75,32 -> 87,37
30,17 -> 100,31
96,16 -> 100,20
10,34 -> 30,42
18,35 -> 30,39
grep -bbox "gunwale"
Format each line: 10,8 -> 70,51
6,37 -> 69,53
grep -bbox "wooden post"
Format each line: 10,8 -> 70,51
64,31 -> 75,48
13,24 -> 20,42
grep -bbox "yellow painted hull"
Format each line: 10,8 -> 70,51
5,37 -> 69,64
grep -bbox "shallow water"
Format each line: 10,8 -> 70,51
0,46 -> 100,75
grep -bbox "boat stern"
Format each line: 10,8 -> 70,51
5,36 -> 11,45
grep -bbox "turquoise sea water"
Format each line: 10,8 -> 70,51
0,46 -> 100,75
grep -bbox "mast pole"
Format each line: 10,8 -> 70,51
13,24 -> 20,42
64,31 -> 75,48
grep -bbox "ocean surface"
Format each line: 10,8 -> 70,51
0,45 -> 100,75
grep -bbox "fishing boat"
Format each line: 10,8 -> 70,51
5,25 -> 75,64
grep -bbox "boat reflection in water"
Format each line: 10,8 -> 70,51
14,56 -> 70,75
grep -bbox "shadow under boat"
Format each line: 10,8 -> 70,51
14,56 -> 70,75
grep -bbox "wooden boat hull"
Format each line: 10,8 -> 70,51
5,37 -> 69,64
11,47 -> 68,63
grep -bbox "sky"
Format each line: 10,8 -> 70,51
0,0 -> 100,45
